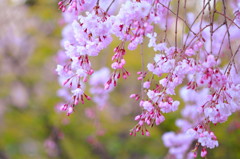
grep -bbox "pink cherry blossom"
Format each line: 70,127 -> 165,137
56,1 -> 240,158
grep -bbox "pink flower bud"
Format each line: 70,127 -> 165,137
135,115 -> 141,120
193,152 -> 197,158
58,1 -> 63,6
83,77 -> 88,82
139,100 -> 144,106
67,107 -> 74,116
120,59 -> 126,66
130,94 -> 137,98
145,130 -> 150,136
201,148 -> 207,158
143,81 -> 151,89
139,120 -> 144,126
111,62 -> 119,69
123,74 -> 127,79
104,83 -> 110,90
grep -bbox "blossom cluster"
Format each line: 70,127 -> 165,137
56,0 -> 240,158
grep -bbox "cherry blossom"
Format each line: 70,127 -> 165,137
56,0 -> 240,158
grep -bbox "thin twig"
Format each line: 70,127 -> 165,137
158,1 -> 196,35
164,2 -> 170,42
224,44 -> 240,75
183,0 -> 211,49
140,42 -> 145,98
105,0 -> 116,13
96,0 -> 100,6
222,0 -> 238,73
182,0 -> 187,46
215,11 -> 240,29
175,0 -> 180,51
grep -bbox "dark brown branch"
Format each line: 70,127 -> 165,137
105,0 -> 116,13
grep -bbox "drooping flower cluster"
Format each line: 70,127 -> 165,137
56,0 -> 240,158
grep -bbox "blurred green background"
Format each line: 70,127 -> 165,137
0,0 -> 240,159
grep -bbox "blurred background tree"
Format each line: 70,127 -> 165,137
0,0 -> 240,159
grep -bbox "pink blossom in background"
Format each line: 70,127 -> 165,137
89,67 -> 113,109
